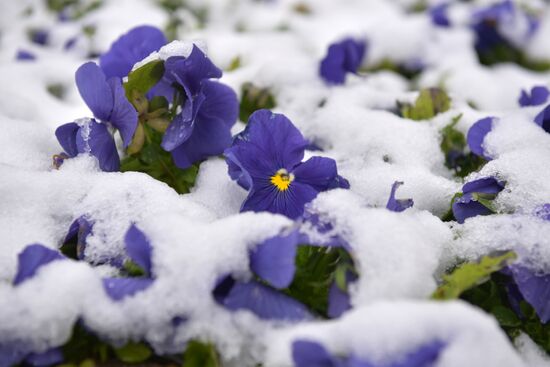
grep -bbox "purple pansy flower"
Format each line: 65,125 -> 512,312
292,339 -> 445,367
430,3 -> 451,27
471,1 -> 538,53
320,38 -> 367,85
386,181 -> 414,212
156,46 -> 238,169
0,345 -> 63,367
534,104 -> 550,134
327,271 -> 357,319
225,109 -> 349,219
63,216 -> 94,260
519,86 -> 550,107
15,49 -> 36,61
467,117 -> 495,161
214,230 -> 313,321
99,25 -> 167,79
452,177 -> 504,224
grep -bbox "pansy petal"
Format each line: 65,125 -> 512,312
327,281 -> 352,319
247,109 -> 308,170
320,43 -> 346,85
509,265 -> 550,323
99,25 -> 167,79
467,117 -> 494,160
64,216 -> 93,260
13,244 -> 65,286
25,348 -> 64,367
107,78 -> 138,147
0,344 -> 26,367
430,3 -> 451,27
242,181 -> 318,219
75,62 -> 114,121
170,106 -> 233,169
292,156 -> 338,192
341,38 -> 366,73
102,277 -> 154,301
55,122 -> 80,157
452,193 -> 493,224
292,340 -> 335,367
534,104 -> 550,134
164,46 -> 222,95
391,340 -> 446,367
250,231 -> 300,289
386,181 -> 414,212
124,224 -> 153,276
75,120 -> 120,172
218,280 -> 313,321
462,177 -> 504,195
197,80 -> 238,128
520,86 -> 550,107
161,93 -> 205,152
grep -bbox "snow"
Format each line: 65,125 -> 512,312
1,0 -> 550,365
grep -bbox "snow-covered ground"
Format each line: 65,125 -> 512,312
1,0 -> 550,366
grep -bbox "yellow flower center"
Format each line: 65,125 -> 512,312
270,169 -> 294,191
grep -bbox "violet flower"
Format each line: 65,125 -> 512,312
386,181 -> 413,212
292,339 -> 445,367
519,86 -> 549,107
467,117 -> 495,161
157,46 -> 238,169
534,104 -> 550,134
225,109 -> 349,219
452,177 -> 504,224
506,264 -> 550,323
99,25 -> 167,79
320,38 -> 367,85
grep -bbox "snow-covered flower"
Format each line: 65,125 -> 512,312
319,38 -> 367,85
54,62 -> 138,171
225,109 -> 349,219
158,45 -> 238,169
452,177 -> 504,224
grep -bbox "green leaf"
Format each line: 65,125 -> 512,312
124,260 -> 146,277
432,251 -> 517,300
491,305 -> 521,327
113,342 -> 152,363
401,88 -> 451,121
124,60 -> 165,100
182,340 -> 220,367
227,56 -> 241,71
239,82 -> 277,123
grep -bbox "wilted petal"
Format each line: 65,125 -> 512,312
250,231 -> 300,289
13,244 -> 65,285
75,62 -> 114,121
217,280 -> 313,321
386,181 -> 414,212
99,25 -> 167,79
124,224 -> 153,276
107,78 -> 138,147
467,117 -> 495,160
102,277 -> 154,301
